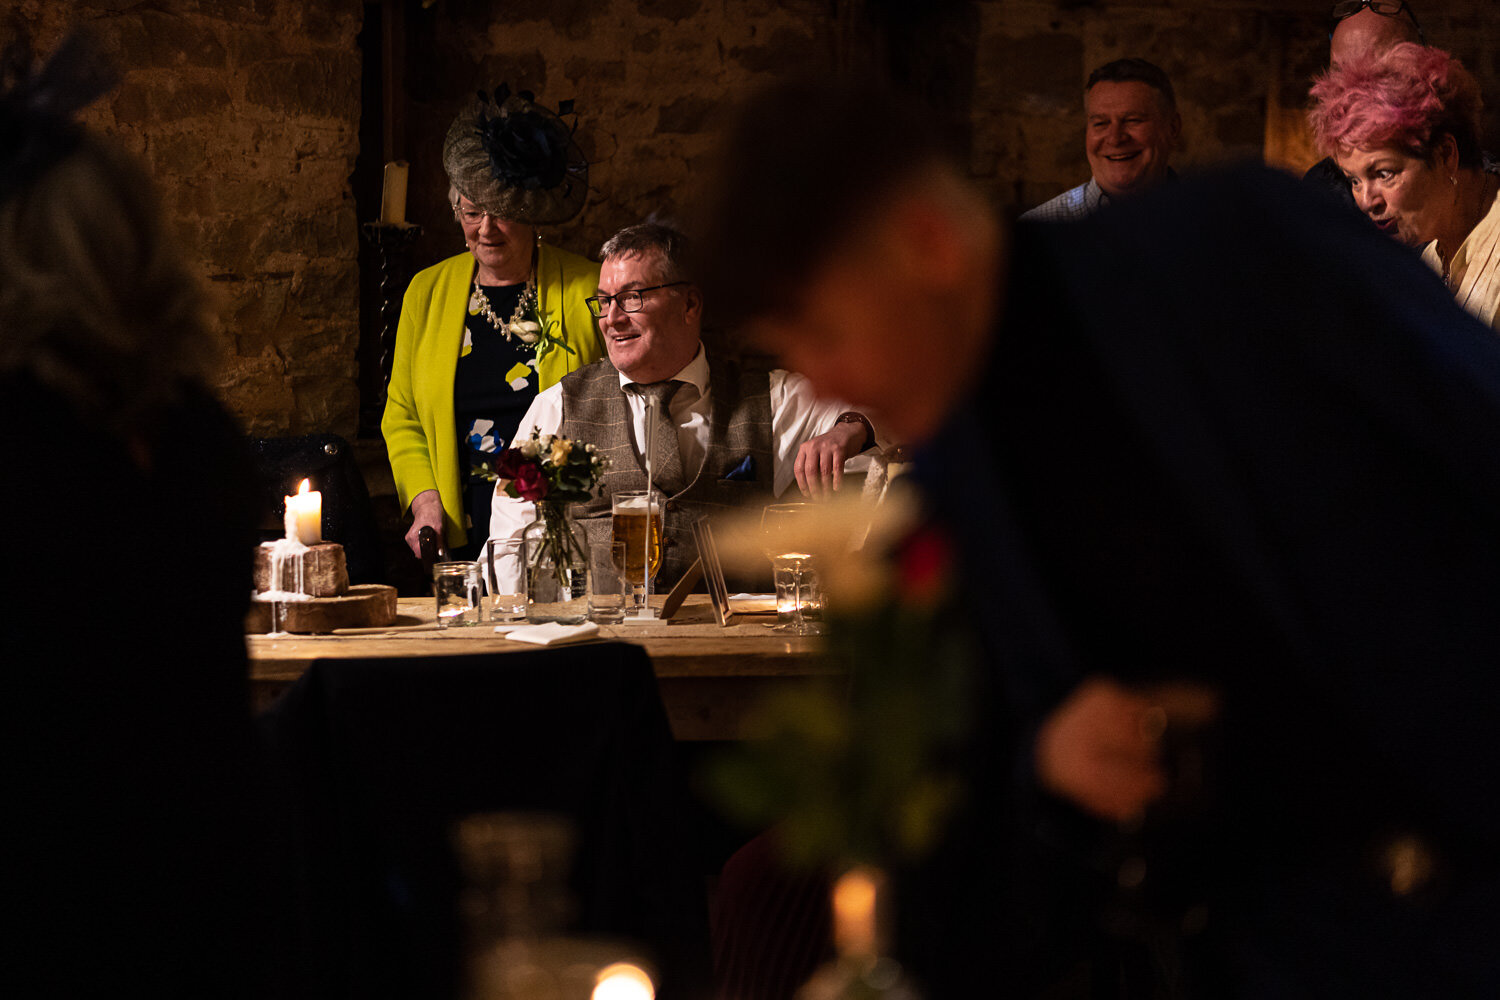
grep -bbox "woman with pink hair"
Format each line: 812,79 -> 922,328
1310,42 -> 1500,328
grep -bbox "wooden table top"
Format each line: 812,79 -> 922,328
247,596 -> 837,740
248,596 -> 831,678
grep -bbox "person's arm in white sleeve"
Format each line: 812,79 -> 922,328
484,386 -> 566,593
770,369 -> 891,499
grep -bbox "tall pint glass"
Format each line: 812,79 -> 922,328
611,490 -> 663,616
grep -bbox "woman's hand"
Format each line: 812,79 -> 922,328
794,419 -> 869,500
404,489 -> 445,558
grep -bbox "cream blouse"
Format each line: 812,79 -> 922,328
1423,179 -> 1500,330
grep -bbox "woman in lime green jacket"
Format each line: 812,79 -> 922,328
382,87 -> 603,558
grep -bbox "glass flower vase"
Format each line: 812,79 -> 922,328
522,501 -> 589,624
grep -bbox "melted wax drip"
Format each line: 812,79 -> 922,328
255,536 -> 313,637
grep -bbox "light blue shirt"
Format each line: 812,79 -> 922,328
1020,178 -> 1110,223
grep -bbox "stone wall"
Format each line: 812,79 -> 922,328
973,0 -> 1500,213
5,0 -> 1499,441
396,0 -> 1500,266
395,0 -> 853,268
2,0 -> 362,438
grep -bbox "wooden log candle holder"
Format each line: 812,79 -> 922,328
253,541 -> 348,597
246,541 -> 397,634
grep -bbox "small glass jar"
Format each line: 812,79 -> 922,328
434,560 -> 482,627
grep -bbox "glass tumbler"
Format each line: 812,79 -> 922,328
434,560 -> 482,627
587,540 -> 628,625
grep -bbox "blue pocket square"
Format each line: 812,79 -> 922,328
721,455 -> 756,482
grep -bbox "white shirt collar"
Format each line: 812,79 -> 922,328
617,341 -> 709,397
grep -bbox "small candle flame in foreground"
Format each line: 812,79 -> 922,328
592,962 -> 654,1000
832,866 -> 881,958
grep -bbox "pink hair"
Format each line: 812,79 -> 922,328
1308,43 -> 1483,164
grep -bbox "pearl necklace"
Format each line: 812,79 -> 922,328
468,274 -> 541,350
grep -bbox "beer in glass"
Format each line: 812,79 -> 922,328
611,490 -> 663,614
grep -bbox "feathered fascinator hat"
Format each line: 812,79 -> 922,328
442,84 -> 589,225
0,30 -> 118,204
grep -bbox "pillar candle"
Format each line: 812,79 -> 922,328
284,478 -> 322,545
379,161 -> 409,225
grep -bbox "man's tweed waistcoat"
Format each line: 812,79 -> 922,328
560,348 -> 776,587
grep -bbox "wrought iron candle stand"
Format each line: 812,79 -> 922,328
358,221 -> 422,437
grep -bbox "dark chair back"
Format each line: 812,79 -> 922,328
258,645 -> 711,1000
249,433 -> 383,584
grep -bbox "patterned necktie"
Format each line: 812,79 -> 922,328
636,379 -> 685,495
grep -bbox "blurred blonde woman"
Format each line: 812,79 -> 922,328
0,32 -> 262,993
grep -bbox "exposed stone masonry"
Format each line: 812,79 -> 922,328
2,0 -> 1496,438
4,0 -> 361,437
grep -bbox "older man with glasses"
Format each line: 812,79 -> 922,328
486,222 -> 881,592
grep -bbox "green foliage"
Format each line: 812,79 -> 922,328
704,583 -> 978,871
534,314 -> 575,361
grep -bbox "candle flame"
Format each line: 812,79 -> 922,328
593,963 -> 654,1000
833,866 -> 881,957
298,478 -> 311,495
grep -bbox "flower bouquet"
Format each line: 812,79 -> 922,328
494,429 -> 607,622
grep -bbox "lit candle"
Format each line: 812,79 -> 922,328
592,963 -> 654,1000
832,866 -> 880,958
284,478 -> 322,545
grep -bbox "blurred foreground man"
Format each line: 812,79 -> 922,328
699,79 -> 1500,997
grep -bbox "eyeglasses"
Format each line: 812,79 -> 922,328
585,282 -> 688,317
453,205 -> 506,225
1329,0 -> 1424,42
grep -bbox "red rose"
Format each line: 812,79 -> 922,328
494,449 -> 549,501
512,461 -> 550,502
493,448 -> 527,480
897,523 -> 951,605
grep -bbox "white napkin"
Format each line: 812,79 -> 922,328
728,593 -> 778,614
493,621 -> 600,645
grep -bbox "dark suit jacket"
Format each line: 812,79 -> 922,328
901,165 -> 1500,998
1303,155 -> 1358,214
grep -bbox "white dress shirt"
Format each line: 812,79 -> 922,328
483,344 -> 878,591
